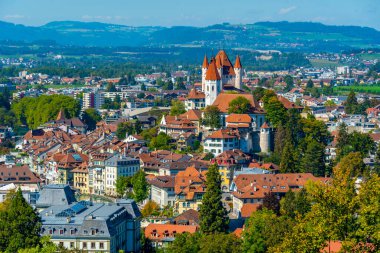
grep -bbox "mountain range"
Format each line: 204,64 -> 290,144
1,20 -> 380,52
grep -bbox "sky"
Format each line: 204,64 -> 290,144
0,0 -> 379,30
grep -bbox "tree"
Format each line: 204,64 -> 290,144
228,96 -> 252,114
137,93 -> 145,99
203,106 -> 221,129
162,80 -> 174,91
280,189 -> 311,219
0,189 -> 41,252
345,91 -> 359,114
306,79 -> 314,89
324,100 -> 337,107
258,192 -> 280,215
279,135 -> 298,173
284,75 -> 294,92
252,87 -> 266,101
309,87 -> 320,98
199,233 -> 242,253
106,82 -> 117,92
263,97 -> 287,127
199,163 -> 229,234
301,140 -> 326,176
203,152 -> 214,161
170,100 -> 186,116
141,200 -> 160,217
81,108 -> 101,131
132,170 -> 149,203
115,176 -> 132,197
116,122 -> 134,140
141,83 -> 146,91
149,132 -> 172,150
167,232 -> 201,253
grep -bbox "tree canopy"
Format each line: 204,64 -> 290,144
228,96 -> 252,114
203,106 -> 221,129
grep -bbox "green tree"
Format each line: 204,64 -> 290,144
170,100 -> 186,116
228,96 -> 252,114
279,135 -> 298,173
115,176 -> 132,197
141,83 -> 147,91
252,87 -> 266,101
280,189 -> 311,219
284,75 -> 294,92
0,189 -> 41,252
306,79 -> 314,89
116,122 -> 134,140
199,233 -> 242,253
106,82 -> 117,92
167,232 -> 201,253
137,92 -> 145,99
132,169 -> 149,203
258,192 -> 280,215
141,200 -> 160,217
203,106 -> 221,129
199,163 -> 229,234
263,96 -> 287,127
324,100 -> 336,107
300,140 -> 326,176
81,108 -> 101,131
149,132 -> 172,150
344,91 -> 359,114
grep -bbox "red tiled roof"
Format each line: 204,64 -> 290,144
321,241 -> 342,253
187,89 -> 205,99
207,129 -> 238,139
241,203 -> 260,218
234,55 -> 242,68
202,55 -> 209,68
179,109 -> 202,121
212,93 -> 262,113
277,96 -> 303,110
205,58 -> 221,81
145,224 -> 197,241
0,165 -> 41,184
226,114 -> 252,123
261,122 -> 270,129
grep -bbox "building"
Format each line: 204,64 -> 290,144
104,155 -> 140,196
83,91 -> 104,110
0,164 -> 42,192
185,89 -> 205,110
148,175 -> 175,208
39,196 -> 141,253
230,173 -> 329,216
144,224 -> 197,248
174,166 -> 206,214
204,129 -> 240,156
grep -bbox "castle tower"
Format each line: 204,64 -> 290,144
215,54 -> 223,82
259,122 -> 271,153
205,58 -> 221,107
201,55 -> 209,92
234,55 -> 242,89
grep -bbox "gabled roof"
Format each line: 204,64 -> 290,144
145,224 -> 197,241
187,89 -> 205,99
261,122 -> 270,129
207,129 -> 237,139
179,109 -> 202,121
277,96 -> 303,110
241,203 -> 260,218
205,58 -> 221,81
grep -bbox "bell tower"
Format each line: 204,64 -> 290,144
234,55 -> 242,89
201,55 -> 209,92
205,58 -> 221,107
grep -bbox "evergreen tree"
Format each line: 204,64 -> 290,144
345,91 -> 359,114
306,79 -> 314,88
301,140 -> 326,176
199,163 -> 229,234
280,135 -> 298,173
81,108 -> 101,131
0,189 -> 41,252
263,97 -> 287,127
258,192 -> 280,215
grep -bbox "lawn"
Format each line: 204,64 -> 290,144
310,59 -> 340,68
334,85 -> 380,95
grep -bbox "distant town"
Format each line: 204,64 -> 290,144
0,39 -> 379,253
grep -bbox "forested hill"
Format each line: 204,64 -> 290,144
0,20 -> 380,52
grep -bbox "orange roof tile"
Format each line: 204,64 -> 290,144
261,122 -> 270,129
202,55 -> 209,68
241,203 -> 260,218
179,109 -> 202,121
321,241 -> 342,253
277,96 -> 303,110
207,129 -> 237,139
205,58 -> 221,81
187,89 -> 205,99
145,224 -> 197,241
234,55 -> 242,68
212,93 -> 262,113
226,114 -> 252,123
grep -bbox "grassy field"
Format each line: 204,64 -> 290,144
334,85 -> 380,95
358,53 -> 380,61
310,59 -> 340,68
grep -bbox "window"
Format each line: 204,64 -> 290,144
99,242 -> 104,249
70,242 -> 74,248
82,242 -> 87,249
49,229 -> 53,234
91,242 -> 96,249
59,229 -> 64,234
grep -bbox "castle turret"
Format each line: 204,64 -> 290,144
201,55 -> 209,92
205,58 -> 221,107
259,122 -> 271,153
234,55 -> 242,90
215,54 -> 223,81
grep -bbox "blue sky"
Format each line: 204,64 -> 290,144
0,0 -> 379,29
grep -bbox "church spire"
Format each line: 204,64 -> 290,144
202,55 -> 209,68
234,55 -> 242,69
205,58 -> 221,81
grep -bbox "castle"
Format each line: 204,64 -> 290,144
202,50 -> 243,107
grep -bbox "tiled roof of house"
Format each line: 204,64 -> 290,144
212,93 -> 263,113
173,209 -> 200,226
207,129 -> 238,139
179,109 -> 202,121
148,175 -> 175,188
226,114 -> 252,123
0,165 -> 41,184
277,96 -> 303,110
187,89 -> 205,99
175,167 -> 207,198
241,203 -> 260,218
321,241 -> 342,253
144,224 -> 198,241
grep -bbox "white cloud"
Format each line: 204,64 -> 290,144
278,6 -> 297,15
4,14 -> 24,19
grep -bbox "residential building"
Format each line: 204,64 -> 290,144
144,224 -> 197,248
204,129 -> 240,156
148,175 -> 175,208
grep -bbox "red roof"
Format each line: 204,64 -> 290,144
321,241 -> 342,253
145,224 -> 198,241
241,203 -> 260,218
202,55 -> 209,68
226,114 -> 252,123
212,93 -> 262,113
261,122 -> 270,129
205,58 -> 221,81
207,129 -> 237,139
234,55 -> 242,68
187,89 -> 205,99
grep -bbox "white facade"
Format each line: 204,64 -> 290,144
204,136 -> 239,156
205,79 -> 221,107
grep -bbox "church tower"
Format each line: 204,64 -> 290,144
259,122 -> 271,153
205,58 -> 221,107
201,55 -> 209,92
234,55 -> 242,89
